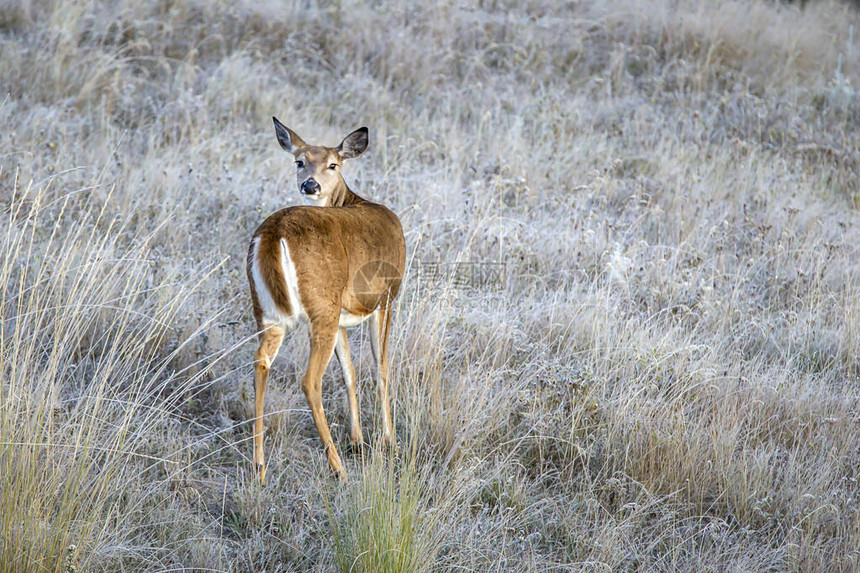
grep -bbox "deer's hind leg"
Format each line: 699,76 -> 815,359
369,303 -> 395,447
302,319 -> 347,481
254,324 -> 285,484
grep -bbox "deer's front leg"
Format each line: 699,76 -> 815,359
254,325 -> 285,484
303,322 -> 347,481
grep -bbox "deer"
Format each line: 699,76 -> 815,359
246,117 -> 406,483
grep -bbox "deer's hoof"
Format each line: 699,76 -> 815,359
348,437 -> 365,456
257,463 -> 267,485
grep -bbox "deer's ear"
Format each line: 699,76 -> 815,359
273,117 -> 307,153
337,127 -> 369,159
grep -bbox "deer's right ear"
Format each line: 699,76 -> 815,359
338,127 -> 369,160
273,117 -> 307,154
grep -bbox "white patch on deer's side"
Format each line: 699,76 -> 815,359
251,237 -> 305,328
280,238 -> 306,325
251,237 -> 281,325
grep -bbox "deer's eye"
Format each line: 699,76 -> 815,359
329,163 -> 338,170
295,160 -> 304,169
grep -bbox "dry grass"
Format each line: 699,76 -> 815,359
1,0 -> 859,571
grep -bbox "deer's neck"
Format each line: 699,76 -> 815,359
330,179 -> 367,207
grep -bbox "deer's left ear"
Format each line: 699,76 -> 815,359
337,127 -> 369,159
273,117 -> 307,154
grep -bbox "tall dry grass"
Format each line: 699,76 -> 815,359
0,172 -> 235,570
1,0 -> 859,571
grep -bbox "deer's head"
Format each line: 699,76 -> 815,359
273,116 -> 368,207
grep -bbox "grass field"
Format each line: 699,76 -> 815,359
1,0 -> 860,571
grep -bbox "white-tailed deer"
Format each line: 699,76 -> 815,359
246,117 -> 405,483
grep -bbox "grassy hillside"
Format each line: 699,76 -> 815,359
1,0 -> 859,570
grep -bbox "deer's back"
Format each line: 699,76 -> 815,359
248,202 -> 405,326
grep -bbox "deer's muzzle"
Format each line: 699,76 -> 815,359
301,179 -> 321,195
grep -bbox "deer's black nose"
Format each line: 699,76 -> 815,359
301,179 -> 320,195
